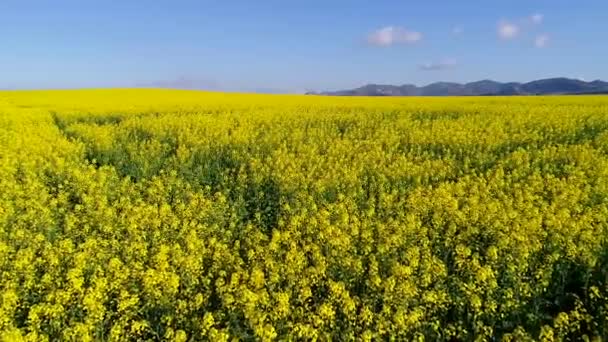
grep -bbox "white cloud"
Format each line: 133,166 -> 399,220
498,15 -> 550,44
452,26 -> 463,35
530,13 -> 544,24
418,59 -> 458,71
498,21 -> 520,39
367,26 -> 422,46
535,34 -> 549,48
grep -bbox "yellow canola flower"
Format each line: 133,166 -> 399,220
0,90 -> 607,340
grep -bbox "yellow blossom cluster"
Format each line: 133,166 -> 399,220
1,90 -> 608,340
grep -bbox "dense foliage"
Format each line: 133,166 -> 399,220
1,90 -> 608,341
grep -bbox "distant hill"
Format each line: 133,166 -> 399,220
309,78 -> 608,96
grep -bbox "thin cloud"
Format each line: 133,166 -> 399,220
530,13 -> 544,24
452,26 -> 464,35
367,26 -> 422,46
418,59 -> 458,71
535,34 -> 549,48
498,20 -> 520,39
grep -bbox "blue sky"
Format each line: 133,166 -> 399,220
0,0 -> 606,92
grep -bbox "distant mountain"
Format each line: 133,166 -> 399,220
309,78 -> 608,96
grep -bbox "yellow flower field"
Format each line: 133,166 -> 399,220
1,90 -> 608,340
